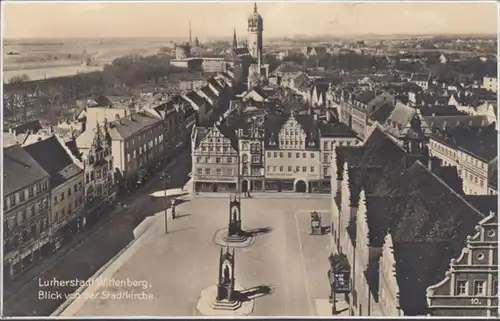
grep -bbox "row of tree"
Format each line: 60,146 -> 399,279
4,54 -> 190,124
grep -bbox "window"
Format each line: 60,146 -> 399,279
302,153 -> 307,158
10,195 -> 16,207
227,157 -> 232,163
288,152 -> 292,158
20,191 -> 25,202
473,280 -> 485,296
267,152 -> 271,158
68,188 -> 72,197
267,166 -> 271,172
324,167 -> 329,177
296,153 -> 300,158
493,280 -> 498,296
311,153 -> 315,158
310,166 -> 315,172
216,157 -> 221,164
323,141 -> 328,150
302,166 -> 307,172
53,196 -> 58,205
216,168 -> 222,175
273,152 -> 277,157
288,166 -> 292,172
295,166 -> 300,172
456,280 -> 468,295
279,152 -> 283,158
197,168 -> 203,175
28,187 -> 34,197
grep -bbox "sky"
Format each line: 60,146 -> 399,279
2,1 -> 498,39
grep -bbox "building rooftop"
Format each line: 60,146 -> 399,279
336,127 -> 487,315
107,111 -> 163,141
23,136 -> 83,187
431,124 -> 498,162
318,122 -> 358,138
4,145 -> 49,195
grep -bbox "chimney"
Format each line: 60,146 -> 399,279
427,156 -> 442,171
326,110 -> 331,122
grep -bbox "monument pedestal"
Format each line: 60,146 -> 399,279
210,298 -> 243,311
222,232 -> 248,243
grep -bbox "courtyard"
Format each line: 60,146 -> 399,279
58,195 -> 335,317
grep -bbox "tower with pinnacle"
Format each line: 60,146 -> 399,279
247,2 -> 263,63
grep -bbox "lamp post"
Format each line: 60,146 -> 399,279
161,172 -> 170,233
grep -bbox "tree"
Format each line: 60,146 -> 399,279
7,73 -> 30,84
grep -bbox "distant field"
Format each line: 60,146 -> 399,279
3,38 -> 173,81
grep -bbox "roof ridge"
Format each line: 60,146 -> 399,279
413,161 -> 485,218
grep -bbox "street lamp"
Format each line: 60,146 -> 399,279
161,172 -> 171,233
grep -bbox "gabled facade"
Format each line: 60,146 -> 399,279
191,125 -> 239,192
427,209 -> 498,317
263,113 -> 321,192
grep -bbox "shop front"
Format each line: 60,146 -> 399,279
309,180 -> 322,193
321,179 -> 331,193
194,176 -> 238,193
282,179 -> 295,192
264,179 -> 281,192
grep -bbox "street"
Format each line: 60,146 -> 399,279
2,149 -> 192,317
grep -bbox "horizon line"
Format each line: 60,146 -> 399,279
4,32 -> 498,41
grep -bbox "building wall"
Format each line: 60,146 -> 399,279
51,174 -> 84,234
239,137 -> 265,188
320,137 -> 358,179
378,233 -> 402,316
429,137 -> 493,195
482,76 -> 497,93
264,149 -> 321,181
117,121 -> 164,180
3,178 -> 51,278
192,127 -> 239,190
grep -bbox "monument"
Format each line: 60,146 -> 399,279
211,247 -> 242,310
222,193 -> 248,243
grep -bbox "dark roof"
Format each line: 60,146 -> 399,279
216,124 -> 239,151
369,162 -> 483,315
208,77 -> 225,93
23,136 -> 83,187
464,195 -> 498,216
4,145 -> 49,195
354,90 -> 376,105
108,111 -> 163,140
419,105 -> 465,117
368,103 -> 395,123
430,124 -> 497,163
8,120 -> 43,135
319,122 -> 358,138
185,90 -> 207,107
337,127 -> 487,315
200,85 -> 218,103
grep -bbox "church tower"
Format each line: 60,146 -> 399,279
247,2 -> 263,63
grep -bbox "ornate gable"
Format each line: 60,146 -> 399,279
278,114 -> 306,149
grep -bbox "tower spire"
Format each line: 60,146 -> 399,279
189,22 -> 192,43
254,2 -> 257,12
232,28 -> 238,49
